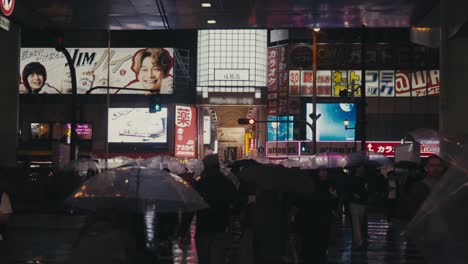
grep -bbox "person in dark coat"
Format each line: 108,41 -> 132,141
295,168 -> 336,264
177,154 -> 238,264
397,155 -> 446,221
348,164 -> 369,249
384,170 -> 400,221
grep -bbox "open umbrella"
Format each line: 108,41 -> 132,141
238,164 -> 315,193
68,166 -> 208,212
344,151 -> 393,168
404,132 -> 468,264
301,152 -> 347,169
62,159 -> 101,177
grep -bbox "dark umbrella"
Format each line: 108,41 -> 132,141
68,166 -> 208,212
237,164 -> 315,193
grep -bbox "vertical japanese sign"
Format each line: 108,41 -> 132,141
316,70 -> 332,96
289,70 -> 300,96
395,70 -> 411,96
365,70 -> 379,97
332,70 -> 347,96
347,70 -> 362,96
278,46 -> 289,115
379,70 -> 395,97
245,132 -> 253,155
174,105 -> 197,158
267,47 -> 279,115
300,70 -> 314,96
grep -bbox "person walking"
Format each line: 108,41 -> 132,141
349,164 -> 369,249
177,154 -> 238,264
384,170 -> 399,221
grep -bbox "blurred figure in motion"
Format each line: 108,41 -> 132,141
349,164 -> 369,249
398,155 -> 447,221
384,170 -> 399,222
0,178 -> 13,241
177,154 -> 237,264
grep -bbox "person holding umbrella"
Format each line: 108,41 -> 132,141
177,154 -> 238,264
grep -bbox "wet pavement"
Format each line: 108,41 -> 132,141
1,211 -> 427,264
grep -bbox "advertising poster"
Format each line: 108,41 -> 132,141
306,103 -> 356,141
332,70 -> 347,96
289,70 -> 300,96
278,71 -> 289,115
300,70 -> 314,96
379,70 -> 395,97
108,108 -> 167,143
20,47 -> 174,95
365,70 -> 379,97
174,105 -> 197,158
266,141 -> 300,158
316,70 -> 332,96
395,70 -> 411,96
347,70 -> 362,96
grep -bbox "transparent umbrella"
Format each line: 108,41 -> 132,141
301,152 -> 347,169
68,166 -> 208,212
344,151 -> 393,168
62,159 -> 101,178
404,130 -> 468,264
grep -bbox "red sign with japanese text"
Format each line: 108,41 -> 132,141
300,70 -> 314,96
289,70 -> 300,96
365,141 -> 437,157
174,105 -> 197,158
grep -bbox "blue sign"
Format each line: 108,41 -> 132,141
306,103 -> 356,141
267,116 -> 294,141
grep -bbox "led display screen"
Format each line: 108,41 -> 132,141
267,116 -> 294,141
306,103 -> 356,141
108,108 -> 167,143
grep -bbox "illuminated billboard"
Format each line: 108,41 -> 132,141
108,108 -> 167,143
19,47 -> 174,95
267,116 -> 294,141
306,103 -> 356,141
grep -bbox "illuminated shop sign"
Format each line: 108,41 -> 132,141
266,141 -> 300,158
19,47 -> 174,95
174,105 -> 197,158
289,69 -> 439,97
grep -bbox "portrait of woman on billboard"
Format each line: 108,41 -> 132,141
19,62 -> 61,94
115,48 -> 174,94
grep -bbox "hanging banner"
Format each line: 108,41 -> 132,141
379,70 -> 395,97
19,47 -> 174,94
266,141 -> 300,158
300,70 -> 314,96
289,70 -> 300,96
174,105 -> 197,158
365,141 -> 437,157
332,70 -> 347,96
316,70 -> 332,96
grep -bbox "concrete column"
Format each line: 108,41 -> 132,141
440,1 -> 468,138
0,22 -> 20,166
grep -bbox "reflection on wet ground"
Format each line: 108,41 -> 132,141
2,212 -> 427,264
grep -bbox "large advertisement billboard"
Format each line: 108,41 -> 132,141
174,105 -> 197,158
108,108 -> 167,143
267,116 -> 294,141
19,47 -> 174,94
306,103 -> 356,141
